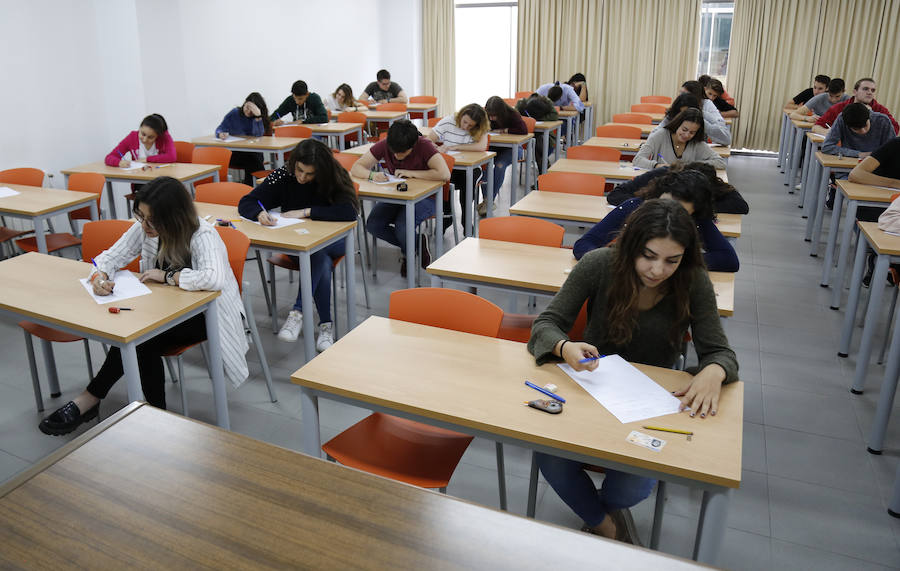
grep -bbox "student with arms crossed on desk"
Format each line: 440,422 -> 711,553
529,199 -> 738,544
485,95 -> 529,199
38,177 -> 249,436
323,83 -> 365,113
704,78 -> 739,118
791,78 -> 848,123
634,109 -> 727,171
271,80 -> 329,126
238,139 -> 359,347
105,113 -> 176,168
216,92 -> 272,186
814,77 -> 899,136
362,69 -> 408,104
351,119 -> 450,277
575,170 -> 739,272
785,74 -> 830,109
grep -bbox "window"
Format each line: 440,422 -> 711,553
697,1 -> 733,82
454,1 -> 518,110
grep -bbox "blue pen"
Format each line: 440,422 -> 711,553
524,380 -> 566,403
578,354 -> 606,363
256,200 -> 270,221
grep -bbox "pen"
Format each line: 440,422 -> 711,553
642,425 -> 694,436
257,200 -> 268,218
578,354 -> 606,363
108,307 -> 133,314
524,380 -> 566,403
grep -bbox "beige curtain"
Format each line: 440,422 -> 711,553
813,0 -> 884,89
422,0 -> 455,116
873,0 -> 900,113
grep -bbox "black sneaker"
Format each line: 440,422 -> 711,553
400,256 -> 407,278
862,253 -> 875,288
419,235 -> 431,269
39,401 -> 99,436
825,183 -> 837,210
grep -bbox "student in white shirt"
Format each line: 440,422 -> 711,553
324,83 -> 365,113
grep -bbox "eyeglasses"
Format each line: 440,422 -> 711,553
133,210 -> 155,230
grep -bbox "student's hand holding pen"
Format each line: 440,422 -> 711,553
217,132 -> 229,140
91,272 -> 115,296
257,210 -> 276,226
370,171 -> 389,182
555,339 -> 601,372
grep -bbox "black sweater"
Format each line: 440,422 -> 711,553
237,167 -> 357,222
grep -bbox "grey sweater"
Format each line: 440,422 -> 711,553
528,248 -> 739,382
822,112 -> 896,158
633,128 -> 727,170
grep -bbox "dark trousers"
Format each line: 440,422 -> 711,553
230,151 -> 265,185
86,314 -> 207,409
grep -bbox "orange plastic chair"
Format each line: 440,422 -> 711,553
631,103 -> 667,114
503,98 -> 518,107
408,95 -> 437,121
537,172 -> 607,196
333,153 -> 359,172
567,146 -> 621,162
174,141 -> 195,163
427,117 -> 441,128
515,91 -> 533,99
337,111 -> 367,145
65,173 -> 105,234
192,147 -> 232,186
522,116 -> 537,133
322,288 -> 503,491
273,125 -> 313,139
194,182 -> 252,206
377,103 -> 407,112
641,95 -> 672,104
595,124 -> 643,139
498,300 -> 588,343
479,216 -> 564,247
0,168 -> 45,254
612,113 -> 653,125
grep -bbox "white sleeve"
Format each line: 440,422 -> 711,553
178,226 -> 229,292
90,222 -> 144,279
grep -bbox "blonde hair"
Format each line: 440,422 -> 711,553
456,103 -> 490,141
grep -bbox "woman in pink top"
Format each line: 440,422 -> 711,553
104,114 -> 176,167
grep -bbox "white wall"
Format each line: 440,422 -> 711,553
0,0 -> 422,182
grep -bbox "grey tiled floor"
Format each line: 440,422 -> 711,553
2,155 -> 900,569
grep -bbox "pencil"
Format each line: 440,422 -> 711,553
642,425 -> 693,436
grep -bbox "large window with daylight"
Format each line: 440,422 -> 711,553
697,1 -> 733,82
454,1 -> 517,112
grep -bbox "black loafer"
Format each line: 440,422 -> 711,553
39,401 -> 99,436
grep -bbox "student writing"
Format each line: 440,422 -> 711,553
104,114 -> 175,168
215,92 -> 273,185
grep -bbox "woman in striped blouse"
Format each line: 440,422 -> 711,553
39,177 -> 249,436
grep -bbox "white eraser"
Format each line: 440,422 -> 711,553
544,383 -> 558,392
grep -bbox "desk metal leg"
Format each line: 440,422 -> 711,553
299,251 -> 316,361
541,131 -> 550,174
839,235 -> 869,357
692,488 -> 731,564
106,181 -> 117,219
508,144 -> 519,205
889,462 -> 900,517
465,176 -> 474,239
300,387 -> 321,457
120,343 -> 143,402
777,115 -> 788,168
650,480 -> 667,550
405,203 -> 415,289
495,442 -> 508,511
525,140 -> 535,193
33,215 -> 48,254
527,452 -> 539,518
852,254 -> 891,393
830,201 -> 858,308
434,191 -> 443,260
798,137 -> 813,205
803,158 -> 821,228
820,191 -> 844,286
203,301 -> 230,429
783,126 -> 795,183
869,313 -> 900,453
810,167 -> 832,256
788,128 -> 804,188
345,232 -> 357,331
553,125 -> 561,163
484,159 -> 495,224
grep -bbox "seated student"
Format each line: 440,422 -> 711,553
607,161 -> 749,215
38,177 -> 249,435
574,170 -> 739,272
516,92 -> 559,173
791,78 -> 848,123
485,95 -> 529,197
271,80 -> 328,125
105,114 -> 176,167
634,108 -> 727,171
822,103 -> 896,159
362,69 -> 408,104
680,81 -> 731,145
238,140 -> 359,347
426,103 -> 490,227
655,93 -> 701,129
698,74 -> 732,102
537,81 -> 585,141
567,73 -> 589,102
704,78 -> 739,118
351,119 -> 450,277
529,198 -> 738,543
215,92 -> 272,185
324,83 -> 364,113
786,74 -> 830,109
850,137 -> 900,190
814,77 -> 899,135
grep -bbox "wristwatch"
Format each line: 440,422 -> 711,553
166,270 -> 176,286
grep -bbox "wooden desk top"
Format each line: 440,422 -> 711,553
806,132 -> 825,143
509,191 -> 612,223
0,253 -> 218,344
709,271 -> 735,317
534,120 -> 564,130
193,203 -> 356,251
605,122 -> 655,135
343,143 -> 373,156
288,121 -> 362,133
293,316 -> 743,488
192,135 -> 303,151
352,176 -> 443,200
61,161 -> 219,182
488,132 -> 534,144
790,119 -> 816,129
557,109 -> 579,117
836,179 -> 897,203
448,150 -> 497,166
0,184 -> 98,216
1,402 -> 707,570
583,137 -> 731,158
550,158 -> 729,183
363,110 -> 408,120
715,213 -> 742,238
407,101 -> 439,111
859,221 -> 900,256
815,151 -> 861,168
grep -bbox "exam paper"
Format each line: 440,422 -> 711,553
241,214 -> 304,229
558,355 -> 682,424
0,186 -> 21,198
218,136 -> 244,142
373,173 -> 405,184
119,161 -> 147,171
79,272 -> 152,305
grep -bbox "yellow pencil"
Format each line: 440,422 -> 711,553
642,425 -> 693,436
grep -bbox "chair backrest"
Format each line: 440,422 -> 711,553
174,141 -> 195,163
537,172 -> 607,196
440,153 -> 456,199
410,95 -> 437,104
195,182 -> 252,206
595,124 -> 643,139
378,103 -> 407,112
631,103 -> 667,114
192,147 -> 231,184
274,125 -> 313,138
81,220 -> 140,272
214,225 -> 251,293
521,116 -> 536,133
427,117 -> 441,127
338,111 -> 367,125
641,95 -> 672,104
0,168 -> 44,187
334,152 -> 359,172
67,172 -> 105,219
515,91 -> 533,99
612,113 -> 653,125
503,98 -> 518,107
478,216 -> 565,247
389,288 -> 503,337
566,146 -> 621,162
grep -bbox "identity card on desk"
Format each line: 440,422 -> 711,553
559,355 -> 682,423
79,272 -> 152,305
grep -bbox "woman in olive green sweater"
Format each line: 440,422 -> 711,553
528,199 -> 738,544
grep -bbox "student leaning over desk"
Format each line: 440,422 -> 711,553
216,92 -> 272,186
237,139 -> 359,348
814,77 -> 899,136
634,108 -> 726,171
38,177 -> 248,436
850,137 -> 900,190
529,199 -> 738,544
680,80 -> 730,146
323,83 -> 365,113
485,95 -> 529,202
104,113 -> 176,167
271,80 -> 329,125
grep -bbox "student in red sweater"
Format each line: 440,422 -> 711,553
105,114 -> 176,167
814,78 -> 899,135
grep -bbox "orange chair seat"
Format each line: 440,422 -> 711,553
322,413 -> 474,488
19,321 -> 83,343
161,341 -> 204,358
1,227 -> 32,242
268,253 -> 298,271
253,170 -> 274,180
15,233 -> 81,253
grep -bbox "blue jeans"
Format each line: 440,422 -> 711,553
536,452 -> 656,527
290,240 -> 345,322
366,200 -> 435,251
490,146 -> 525,195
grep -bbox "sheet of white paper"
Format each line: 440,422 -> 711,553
374,173 -> 405,185
0,186 -> 21,198
241,214 -> 304,229
218,136 -> 244,143
445,150 -> 462,156
120,161 -> 147,171
558,355 -> 682,424
79,272 -> 152,305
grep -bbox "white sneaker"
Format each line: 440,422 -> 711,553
316,321 -> 334,352
278,310 -> 302,342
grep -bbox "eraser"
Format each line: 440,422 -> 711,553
544,383 -> 558,392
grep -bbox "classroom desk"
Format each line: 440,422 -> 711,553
534,120 -> 563,173
799,132 -> 826,215
0,253 -> 229,427
192,135 -> 304,171
450,150 -> 496,237
342,142 -> 373,156
362,109 -> 408,131
715,213 -> 742,239
292,316 -> 743,564
549,158 -> 729,184
193,202 -> 357,360
557,109 -> 579,149
289,122 -> 362,150
488,132 -> 535,203
509,191 -> 611,226
61,162 -> 220,220
785,119 -> 815,188
352,176 -> 444,290
0,184 -> 99,253
0,402 -> 709,570
604,122 -> 654,138
777,108 -> 793,169
407,101 -> 439,122
806,152 -> 858,252
583,101 -> 594,143
582,137 -> 731,159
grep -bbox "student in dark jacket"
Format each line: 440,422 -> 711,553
216,92 -> 272,185
238,139 -> 358,349
271,80 -> 329,125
